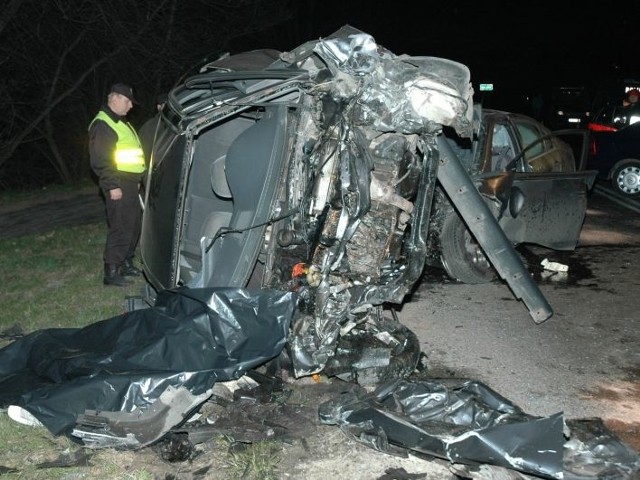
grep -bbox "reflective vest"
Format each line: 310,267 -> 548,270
90,111 -> 145,173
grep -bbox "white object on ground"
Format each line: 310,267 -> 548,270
541,258 -> 569,272
7,405 -> 44,427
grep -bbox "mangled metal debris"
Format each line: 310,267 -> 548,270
318,378 -> 640,479
139,24 -> 566,380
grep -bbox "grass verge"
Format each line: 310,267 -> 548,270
0,223 -> 144,336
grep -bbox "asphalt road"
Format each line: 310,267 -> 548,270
400,183 -> 640,452
0,187 -> 104,239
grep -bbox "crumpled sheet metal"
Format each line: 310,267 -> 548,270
0,287 -> 295,448
285,25 -> 475,377
319,378 -> 565,479
319,378 -> 640,479
321,317 -> 422,386
312,25 -> 475,137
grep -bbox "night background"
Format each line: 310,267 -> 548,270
1,0 -> 638,189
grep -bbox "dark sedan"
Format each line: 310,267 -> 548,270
587,103 -> 640,196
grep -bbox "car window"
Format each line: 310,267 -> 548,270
592,104 -> 640,128
617,105 -> 640,126
513,120 -> 549,170
489,123 -> 515,171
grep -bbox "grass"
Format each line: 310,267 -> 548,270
224,439 -> 282,480
0,223 -> 143,336
0,411 -> 156,479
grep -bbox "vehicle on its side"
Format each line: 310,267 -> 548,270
139,26 -> 596,378
586,102 -> 640,196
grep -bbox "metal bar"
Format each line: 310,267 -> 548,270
436,136 -> 553,324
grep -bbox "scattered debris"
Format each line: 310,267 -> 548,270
7,405 -> 43,427
0,323 -> 24,340
35,449 -> 93,469
541,258 -> 569,273
318,378 -> 640,479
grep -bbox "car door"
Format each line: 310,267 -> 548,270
479,113 -> 596,250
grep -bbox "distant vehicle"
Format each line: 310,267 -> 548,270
587,102 -> 640,196
546,86 -> 591,130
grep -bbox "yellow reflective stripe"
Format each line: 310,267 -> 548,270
115,148 -> 145,165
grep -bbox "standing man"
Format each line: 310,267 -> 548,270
89,83 -> 146,286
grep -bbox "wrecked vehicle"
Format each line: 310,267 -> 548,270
4,28 -> 636,477
139,25 -> 596,378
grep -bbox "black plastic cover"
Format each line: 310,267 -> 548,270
0,287 -> 295,438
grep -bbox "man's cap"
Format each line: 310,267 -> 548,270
110,83 -> 138,104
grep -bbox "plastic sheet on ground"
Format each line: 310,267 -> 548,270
0,287 -> 295,449
318,378 -> 640,479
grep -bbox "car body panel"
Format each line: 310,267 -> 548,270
454,109 -> 595,250
490,171 -> 593,250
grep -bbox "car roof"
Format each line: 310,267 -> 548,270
199,49 -> 282,72
482,108 -> 535,122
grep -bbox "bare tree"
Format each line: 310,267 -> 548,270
0,0 -> 292,188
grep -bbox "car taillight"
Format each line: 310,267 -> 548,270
589,138 -> 597,156
587,122 -> 617,132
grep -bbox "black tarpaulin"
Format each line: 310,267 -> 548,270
319,378 -> 565,479
0,287 -> 295,447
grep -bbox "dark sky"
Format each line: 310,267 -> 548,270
258,0 -> 639,105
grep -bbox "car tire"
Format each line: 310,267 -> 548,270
440,212 -> 496,284
611,160 -> 640,196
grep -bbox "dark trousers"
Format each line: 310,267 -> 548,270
103,179 -> 141,266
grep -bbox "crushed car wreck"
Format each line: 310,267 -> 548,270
139,25 -> 596,378
0,26 -> 634,479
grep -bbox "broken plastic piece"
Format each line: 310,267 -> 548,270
7,405 -> 43,427
291,262 -> 307,278
541,258 -> 569,272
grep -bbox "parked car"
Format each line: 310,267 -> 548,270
428,109 -> 595,284
139,26 -> 596,377
586,102 -> 640,195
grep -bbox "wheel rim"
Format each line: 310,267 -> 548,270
616,165 -> 640,194
464,230 -> 492,270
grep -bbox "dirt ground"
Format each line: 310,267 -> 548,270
130,378 -> 458,480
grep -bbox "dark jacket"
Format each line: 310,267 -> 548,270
89,106 -> 143,191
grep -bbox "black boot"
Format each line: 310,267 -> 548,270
120,258 -> 142,277
104,263 -> 133,286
